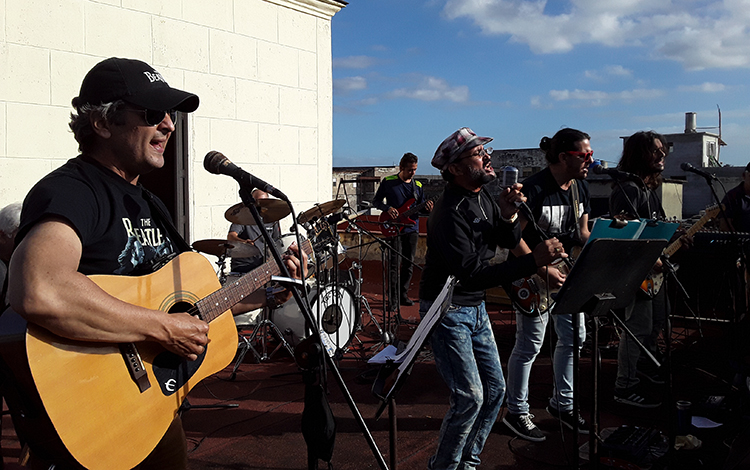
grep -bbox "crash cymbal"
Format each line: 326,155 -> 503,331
298,199 -> 346,224
192,239 -> 261,259
225,199 -> 291,225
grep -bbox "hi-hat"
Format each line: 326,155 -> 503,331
298,199 -> 346,224
193,239 -> 261,259
225,199 -> 291,225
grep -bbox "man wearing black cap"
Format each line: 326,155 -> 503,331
419,127 -> 564,470
5,57 -> 303,469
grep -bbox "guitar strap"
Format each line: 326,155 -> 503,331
570,179 -> 582,244
140,187 -> 193,255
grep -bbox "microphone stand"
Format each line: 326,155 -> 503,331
236,187 -> 388,470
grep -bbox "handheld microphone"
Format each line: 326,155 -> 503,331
680,162 -> 717,181
500,166 -> 519,188
204,151 -> 288,201
592,164 -> 636,180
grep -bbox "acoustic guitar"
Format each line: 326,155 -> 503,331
0,240 -> 311,470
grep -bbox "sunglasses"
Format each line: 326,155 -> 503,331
125,108 -> 177,126
565,150 -> 594,160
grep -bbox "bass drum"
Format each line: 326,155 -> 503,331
272,285 -> 357,355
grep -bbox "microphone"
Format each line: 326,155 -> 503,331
680,162 -> 717,181
204,151 -> 288,201
592,164 -> 637,180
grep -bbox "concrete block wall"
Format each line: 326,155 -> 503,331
0,0 -> 345,242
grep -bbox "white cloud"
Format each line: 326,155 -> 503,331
547,87 -> 664,105
442,0 -> 750,70
677,82 -> 727,93
333,55 -> 378,69
334,76 -> 368,93
585,64 -> 634,81
388,76 -> 470,103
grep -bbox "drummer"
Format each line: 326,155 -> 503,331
227,189 -> 282,273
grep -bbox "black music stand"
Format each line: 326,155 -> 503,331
370,276 -> 456,470
552,238 -> 667,469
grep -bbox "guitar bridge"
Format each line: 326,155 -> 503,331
119,342 -> 151,393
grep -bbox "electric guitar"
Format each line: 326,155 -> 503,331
0,240 -> 312,470
640,204 -> 722,297
509,246 -> 581,315
379,195 -> 438,238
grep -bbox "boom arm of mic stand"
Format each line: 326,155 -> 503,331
236,188 -> 389,470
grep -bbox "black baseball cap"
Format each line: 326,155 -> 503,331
72,57 -> 199,113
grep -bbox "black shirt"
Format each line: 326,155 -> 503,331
18,156 -> 178,276
419,183 -> 537,305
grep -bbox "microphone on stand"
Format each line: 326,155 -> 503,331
680,162 -> 718,181
204,150 -> 289,201
592,164 -> 637,180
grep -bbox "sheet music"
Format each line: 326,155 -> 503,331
368,275 -> 456,375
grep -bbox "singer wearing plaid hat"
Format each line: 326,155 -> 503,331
418,128 -> 564,469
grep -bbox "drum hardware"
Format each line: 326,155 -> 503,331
229,287 -> 297,379
225,199 -> 291,225
298,199 -> 346,225
193,239 -> 263,285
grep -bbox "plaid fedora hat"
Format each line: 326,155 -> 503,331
432,127 -> 492,171
72,57 -> 199,113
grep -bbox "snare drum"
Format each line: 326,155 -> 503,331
272,284 -> 357,354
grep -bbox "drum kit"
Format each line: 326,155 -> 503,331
192,197 -> 370,371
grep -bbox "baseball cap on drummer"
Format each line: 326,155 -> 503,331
432,127 -> 492,171
72,57 -> 199,113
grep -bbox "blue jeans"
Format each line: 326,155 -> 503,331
420,300 -> 505,470
506,310 -> 585,414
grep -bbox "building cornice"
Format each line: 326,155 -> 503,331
265,0 -> 347,19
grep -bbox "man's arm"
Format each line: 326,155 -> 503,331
371,178 -> 393,214
8,218 -> 209,360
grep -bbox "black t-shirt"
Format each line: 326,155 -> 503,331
521,167 -> 591,252
17,156 -> 178,276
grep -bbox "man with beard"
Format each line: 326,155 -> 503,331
610,130 -> 670,408
419,127 -> 564,470
503,128 -> 592,441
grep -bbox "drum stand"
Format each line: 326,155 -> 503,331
230,305 -> 296,379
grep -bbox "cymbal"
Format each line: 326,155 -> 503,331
225,199 -> 291,225
192,239 -> 261,259
298,199 -> 346,224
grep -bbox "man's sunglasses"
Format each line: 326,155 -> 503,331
125,108 -> 177,126
565,150 -> 594,160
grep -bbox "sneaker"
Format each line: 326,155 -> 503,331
502,413 -> 546,442
637,366 -> 666,385
546,405 -> 589,434
614,385 -> 662,408
400,297 -> 414,306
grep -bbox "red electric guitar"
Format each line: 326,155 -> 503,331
379,195 -> 438,238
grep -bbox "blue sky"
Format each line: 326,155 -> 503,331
331,0 -> 750,174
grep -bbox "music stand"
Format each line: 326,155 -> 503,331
552,238 -> 667,469
369,276 -> 456,470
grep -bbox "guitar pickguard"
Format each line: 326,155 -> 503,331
152,348 -> 207,396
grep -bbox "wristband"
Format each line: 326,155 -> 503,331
266,286 -> 282,309
500,213 -> 518,224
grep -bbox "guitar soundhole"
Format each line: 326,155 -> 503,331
168,301 -> 193,314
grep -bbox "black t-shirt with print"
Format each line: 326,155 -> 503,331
17,156 -> 178,276
521,167 -> 591,253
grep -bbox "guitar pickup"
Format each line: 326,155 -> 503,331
119,342 -> 151,393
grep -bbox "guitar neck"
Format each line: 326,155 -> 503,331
663,207 -> 720,258
195,239 -> 311,322
400,195 -> 437,219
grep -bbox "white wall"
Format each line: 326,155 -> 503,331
0,0 -> 344,240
